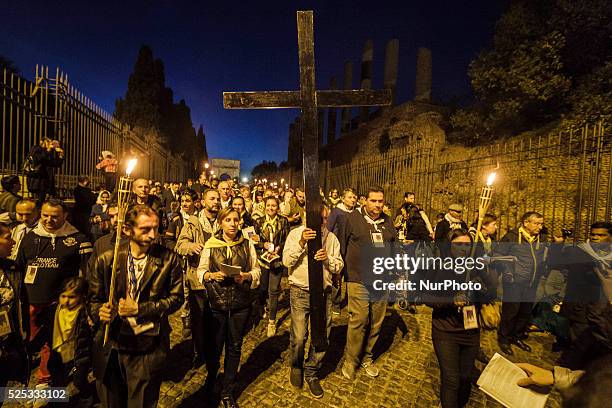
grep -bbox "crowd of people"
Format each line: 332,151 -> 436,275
0,144 -> 610,408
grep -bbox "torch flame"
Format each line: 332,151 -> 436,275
126,159 -> 137,176
486,172 -> 496,186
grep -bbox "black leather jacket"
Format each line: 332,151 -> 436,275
204,232 -> 258,311
254,214 -> 290,268
87,241 -> 183,377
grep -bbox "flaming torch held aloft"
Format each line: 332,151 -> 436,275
103,158 -> 137,346
471,171 -> 497,256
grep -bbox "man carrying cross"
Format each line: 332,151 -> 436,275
223,10 -> 391,354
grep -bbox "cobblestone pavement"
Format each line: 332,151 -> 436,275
158,280 -> 564,408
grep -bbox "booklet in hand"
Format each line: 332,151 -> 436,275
477,353 -> 549,408
261,251 -> 280,263
242,226 -> 256,241
219,263 -> 242,277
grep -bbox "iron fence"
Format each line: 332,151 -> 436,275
1,65 -> 195,198
1,65 -> 125,196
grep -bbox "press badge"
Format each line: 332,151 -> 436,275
462,305 -> 478,330
371,232 -> 384,247
24,265 -> 39,284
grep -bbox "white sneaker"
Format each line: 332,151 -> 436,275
361,360 -> 380,377
267,320 -> 277,337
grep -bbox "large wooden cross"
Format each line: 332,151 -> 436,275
224,10 -> 391,349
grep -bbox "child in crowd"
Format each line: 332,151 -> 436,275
48,277 -> 93,406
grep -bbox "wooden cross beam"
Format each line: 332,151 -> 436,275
223,10 -> 391,349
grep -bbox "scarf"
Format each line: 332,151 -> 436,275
204,236 -> 245,258
445,213 -> 463,230
263,215 -> 278,237
518,227 -> 540,250
199,211 -> 219,235
578,242 -> 612,268
329,197 -> 341,206
336,202 -> 354,213
478,231 -> 492,253
52,305 -> 81,363
360,207 -> 385,232
181,210 -> 191,222
33,221 -> 79,250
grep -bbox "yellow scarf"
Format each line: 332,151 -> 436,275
518,227 -> 540,250
205,236 -> 245,258
263,215 -> 278,236
478,231 -> 492,253
52,305 -> 81,362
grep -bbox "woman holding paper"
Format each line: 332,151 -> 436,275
424,229 -> 497,408
253,196 -> 290,337
197,207 -> 260,408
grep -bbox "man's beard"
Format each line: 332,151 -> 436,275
134,237 -> 153,249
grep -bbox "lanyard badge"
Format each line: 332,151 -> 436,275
463,305 -> 479,330
371,231 -> 384,247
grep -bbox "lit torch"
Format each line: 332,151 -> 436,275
104,158 -> 137,346
471,168 -> 497,256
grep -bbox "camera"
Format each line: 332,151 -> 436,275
561,228 -> 573,238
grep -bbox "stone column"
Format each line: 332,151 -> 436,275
383,39 -> 399,112
327,76 -> 337,143
415,47 -> 432,102
359,40 -> 374,125
341,61 -> 353,133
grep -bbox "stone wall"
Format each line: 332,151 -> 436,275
292,100 -> 610,239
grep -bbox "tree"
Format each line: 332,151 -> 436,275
451,0 -> 611,144
114,46 -> 209,163
115,46 -> 164,130
251,160 -> 278,179
0,56 -> 19,75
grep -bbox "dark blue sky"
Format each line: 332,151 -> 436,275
1,0 -> 506,177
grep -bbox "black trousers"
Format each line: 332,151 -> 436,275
499,282 -> 537,343
210,307 -> 250,397
96,347 -> 166,408
189,290 -> 216,369
104,172 -> 117,193
432,336 -> 479,408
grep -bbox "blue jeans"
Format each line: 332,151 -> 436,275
432,337 -> 479,408
289,285 -> 332,379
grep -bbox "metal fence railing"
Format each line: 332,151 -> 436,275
1,65 -> 196,198
1,65 -> 125,196
318,122 -> 610,240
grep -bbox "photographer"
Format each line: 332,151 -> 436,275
25,137 -> 64,206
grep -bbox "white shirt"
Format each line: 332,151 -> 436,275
282,226 -> 344,291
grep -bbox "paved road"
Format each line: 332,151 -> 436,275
158,282 -> 564,408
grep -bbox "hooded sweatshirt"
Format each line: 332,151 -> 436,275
15,221 -> 92,304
